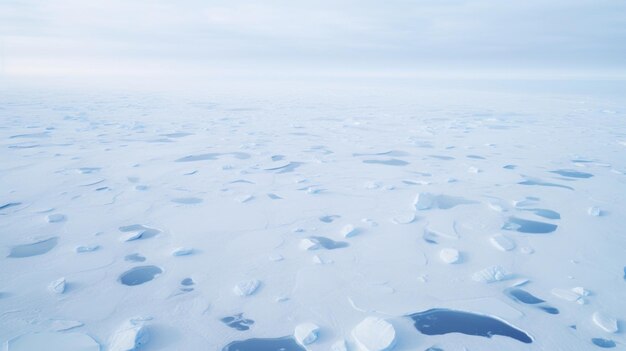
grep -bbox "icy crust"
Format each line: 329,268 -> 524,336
8,332 -> 100,351
1,87 -> 625,350
408,309 -> 533,344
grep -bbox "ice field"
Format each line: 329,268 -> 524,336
1,80 -> 625,350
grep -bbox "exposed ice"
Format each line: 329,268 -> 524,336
319,215 -> 340,223
472,265 -> 510,283
119,266 -> 163,286
7,332 -> 100,351
221,313 -> 255,331
592,312 -> 618,333
551,169 -> 594,178
124,253 -> 146,262
518,178 -> 574,190
109,318 -> 150,351
591,338 -> 617,348
222,337 -> 304,351
503,217 -> 557,234
520,208 -> 561,220
505,288 -> 559,314
352,317 -> 396,351
294,323 -> 320,346
233,279 -> 261,296
408,309 -> 532,344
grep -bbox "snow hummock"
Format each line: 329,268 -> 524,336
588,206 -> 602,216
551,287 -> 590,304
109,318 -> 150,351
439,248 -> 460,264
46,214 -> 66,223
294,323 -> 320,345
48,277 -> 66,294
472,265 -> 510,283
413,192 -> 474,210
233,279 -> 261,296
76,245 -> 99,253
340,224 -> 359,238
352,317 -> 396,351
171,247 -> 194,256
592,311 -> 619,333
490,234 -> 516,251
299,238 -> 320,250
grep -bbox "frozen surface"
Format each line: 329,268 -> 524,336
352,317 -> 396,351
1,82 -> 625,350
7,332 -> 100,351
408,308 -> 533,343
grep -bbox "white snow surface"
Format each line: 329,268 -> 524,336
1,83 -> 625,350
352,317 -> 396,351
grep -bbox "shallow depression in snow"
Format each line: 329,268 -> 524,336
119,266 -> 163,286
8,237 -> 58,258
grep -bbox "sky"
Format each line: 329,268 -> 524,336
1,0 -> 626,83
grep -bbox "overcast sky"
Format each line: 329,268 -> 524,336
1,0 -> 625,80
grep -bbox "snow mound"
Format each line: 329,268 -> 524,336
172,247 -> 194,256
48,277 -> 66,294
46,214 -> 66,223
294,323 -> 320,345
340,224 -> 359,238
490,234 -> 516,251
109,318 -> 150,351
439,248 -> 460,264
592,311 -> 618,333
233,279 -> 261,296
588,206 -> 602,216
413,192 -> 475,210
472,265 -> 510,283
352,317 -> 396,351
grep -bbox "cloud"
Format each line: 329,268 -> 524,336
1,0 -> 625,80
